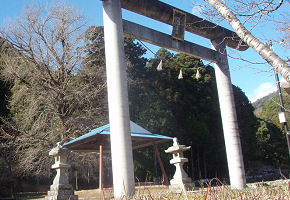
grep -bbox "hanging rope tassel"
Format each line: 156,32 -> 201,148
196,68 -> 201,80
157,60 -> 163,71
178,69 -> 183,79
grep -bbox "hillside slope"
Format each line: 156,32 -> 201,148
252,91 -> 278,116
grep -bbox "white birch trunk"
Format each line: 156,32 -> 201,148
205,0 -> 290,82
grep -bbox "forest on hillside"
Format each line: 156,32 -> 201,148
253,92 -> 290,130
0,3 -> 289,196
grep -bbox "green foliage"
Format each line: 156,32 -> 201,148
256,119 -> 290,167
233,86 -> 260,166
0,43 -> 11,118
260,93 -> 290,132
0,55 -> 18,196
129,49 -> 233,179
0,78 -> 11,118
128,47 -> 289,180
254,92 -> 290,167
133,147 -> 155,181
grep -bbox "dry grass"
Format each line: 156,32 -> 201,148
75,179 -> 290,200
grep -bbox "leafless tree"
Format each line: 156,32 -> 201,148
275,12 -> 290,49
0,2 -> 107,177
193,0 -> 289,81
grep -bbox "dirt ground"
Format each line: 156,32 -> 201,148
31,179 -> 288,200
75,185 -> 169,200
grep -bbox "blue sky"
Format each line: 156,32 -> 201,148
0,0 -> 288,102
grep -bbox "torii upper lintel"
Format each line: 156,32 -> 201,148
121,0 -> 248,51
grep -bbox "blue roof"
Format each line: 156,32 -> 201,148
63,121 -> 172,151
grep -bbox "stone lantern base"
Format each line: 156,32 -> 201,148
45,184 -> 78,200
169,177 -> 194,193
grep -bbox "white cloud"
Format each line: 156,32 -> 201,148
248,82 -> 277,103
191,5 -> 203,17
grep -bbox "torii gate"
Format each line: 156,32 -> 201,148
101,0 -> 248,198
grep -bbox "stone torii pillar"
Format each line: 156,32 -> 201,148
211,38 -> 246,189
102,0 -> 135,198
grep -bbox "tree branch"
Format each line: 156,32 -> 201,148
205,0 -> 290,82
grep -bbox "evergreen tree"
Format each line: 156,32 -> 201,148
129,49 -> 227,179
128,48 -> 271,180
256,93 -> 290,167
256,119 -> 290,167
233,86 -> 260,167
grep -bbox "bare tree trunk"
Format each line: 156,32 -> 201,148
205,0 -> 290,82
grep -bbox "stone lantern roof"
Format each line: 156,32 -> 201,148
49,142 -> 70,156
165,137 -> 190,153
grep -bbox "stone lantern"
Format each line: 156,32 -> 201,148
45,142 -> 78,200
165,137 -> 194,192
